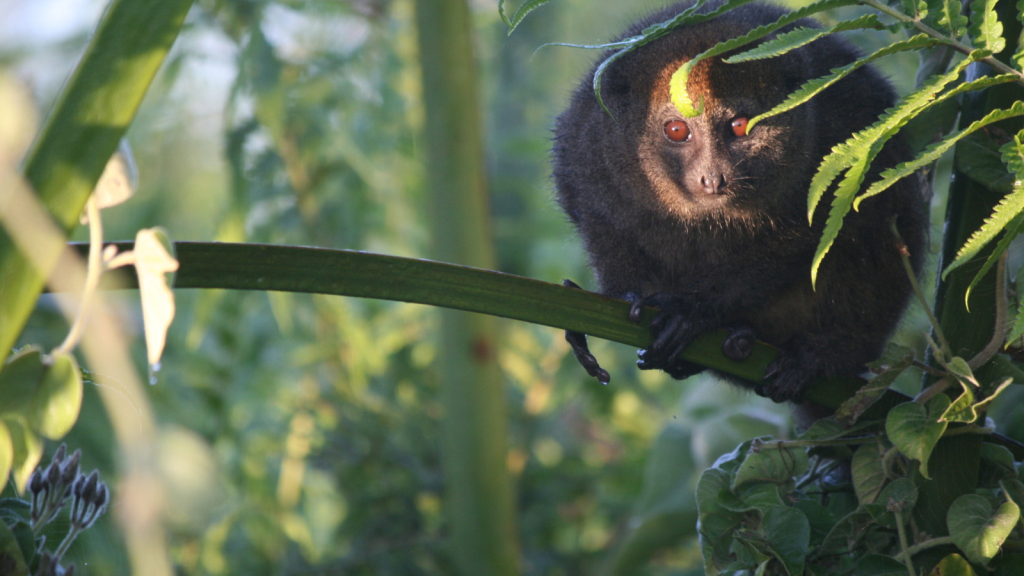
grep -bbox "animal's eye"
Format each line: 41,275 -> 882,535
664,120 -> 691,142
731,117 -> 749,137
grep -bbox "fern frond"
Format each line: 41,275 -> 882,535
667,0 -> 860,117
969,0 -> 1006,54
810,157 -> 869,288
925,0 -> 968,38
499,0 -> 554,34
806,52 -> 981,222
854,96 -> 1024,208
964,213 -> 1024,309
724,14 -> 884,63
748,34 -> 944,133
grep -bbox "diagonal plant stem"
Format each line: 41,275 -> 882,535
861,0 -> 1024,83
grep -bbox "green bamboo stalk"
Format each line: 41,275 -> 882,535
414,0 -> 519,573
0,0 -> 196,363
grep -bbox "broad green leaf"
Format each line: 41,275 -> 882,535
135,227 -> 179,367
732,439 -> 809,488
836,344 -> 914,427
0,521 -> 27,576
940,380 -> 978,423
969,0 -> 1006,54
864,478 -> 917,528
948,494 -> 1019,566
668,0 -> 859,118
697,468 -> 738,519
807,52 -> 980,225
498,0 -> 554,34
928,553 -> 977,576
793,499 -> 835,547
885,395 -> 950,479
697,469 -> 743,574
0,347 -> 44,417
724,14 -> 883,64
979,444 -> 1017,483
749,34 -> 944,133
719,483 -> 786,513
0,421 -> 12,492
761,506 -> 809,576
926,0 -> 969,38
851,442 -> 886,505
1,417 -> 41,494
28,352 -> 82,440
855,97 -> 1024,207
947,356 -> 979,387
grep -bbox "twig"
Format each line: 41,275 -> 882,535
969,252 -> 1009,370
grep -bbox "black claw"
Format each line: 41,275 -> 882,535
763,362 -> 780,380
565,329 -> 610,385
722,327 -> 756,361
629,301 -> 644,323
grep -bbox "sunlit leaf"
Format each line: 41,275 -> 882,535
134,228 -> 180,367
0,73 -> 38,164
669,0 -> 859,118
948,494 -> 1019,566
943,174 -> 1024,281
725,14 -> 883,64
885,395 -> 950,479
926,0 -> 969,38
0,347 -> 45,417
749,34 -> 944,133
927,553 -> 977,576
28,352 -> 83,440
969,0 -> 1006,54
82,139 -> 137,223
855,98 -> 1024,207
1,417 -> 41,494
0,421 -> 12,492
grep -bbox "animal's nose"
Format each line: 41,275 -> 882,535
699,172 -> 726,194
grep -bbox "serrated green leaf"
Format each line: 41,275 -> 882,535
948,494 -> 1019,566
761,506 -> 810,576
807,52 -> 980,225
926,0 -> 969,38
944,180 -> 1024,281
667,0 -> 860,118
498,0 -> 554,34
965,212 -> 1024,309
724,14 -> 884,64
750,34 -> 944,134
851,442 -> 886,505
928,553 -> 977,576
29,353 -> 82,440
885,395 -> 950,479
855,96 -> 1024,208
811,155 -> 866,287
970,0 -> 1006,54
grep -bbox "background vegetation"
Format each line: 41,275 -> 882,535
4,0 -> 1022,574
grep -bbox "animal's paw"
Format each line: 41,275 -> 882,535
757,338 -> 821,404
565,329 -> 610,385
723,326 -> 756,361
628,292 -> 715,375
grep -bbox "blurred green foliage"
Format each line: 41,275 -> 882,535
9,0 -> 1024,574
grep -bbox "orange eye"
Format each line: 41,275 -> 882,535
731,117 -> 749,137
664,120 -> 691,142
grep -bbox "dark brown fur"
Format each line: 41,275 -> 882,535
553,1 -> 927,403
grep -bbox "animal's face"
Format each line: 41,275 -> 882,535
629,56 -> 819,222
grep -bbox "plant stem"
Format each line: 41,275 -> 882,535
53,526 -> 80,562
862,0 -> 1024,83
53,197 -> 103,356
893,219 -> 952,359
894,510 -> 917,576
969,252 -> 1008,370
893,535 -> 954,562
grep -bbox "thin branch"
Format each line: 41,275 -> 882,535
969,251 -> 1009,370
